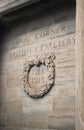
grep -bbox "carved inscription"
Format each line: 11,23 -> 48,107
8,20 -> 75,50
8,25 -> 66,50
34,26 -> 66,39
22,54 -> 55,98
1,6 -> 76,129
29,65 -> 46,86
8,34 -> 75,59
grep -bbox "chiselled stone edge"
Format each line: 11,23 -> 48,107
0,0 -> 40,16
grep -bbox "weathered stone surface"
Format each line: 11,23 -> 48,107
0,113 -> 6,127
6,113 -> 48,129
0,2 -> 76,130
6,98 -> 22,113
0,0 -> 40,15
53,96 -> 75,115
0,0 -> 15,8
0,127 -> 6,130
6,128 -> 49,130
48,115 -> 75,130
76,0 -> 84,130
23,53 -> 55,98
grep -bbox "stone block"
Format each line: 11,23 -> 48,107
6,98 -> 22,113
53,96 -> 75,115
0,113 -> 6,127
6,113 -> 48,129
48,115 -> 75,130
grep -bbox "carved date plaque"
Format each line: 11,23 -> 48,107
23,54 -> 55,98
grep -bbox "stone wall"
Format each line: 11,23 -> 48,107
0,5 -> 76,130
0,0 -> 16,8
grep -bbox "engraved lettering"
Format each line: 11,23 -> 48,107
35,26 -> 66,39
8,47 -> 31,59
29,76 -> 44,84
41,44 -> 50,52
8,35 -> 75,59
17,37 -> 30,45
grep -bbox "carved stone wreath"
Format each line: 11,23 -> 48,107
22,53 -> 55,98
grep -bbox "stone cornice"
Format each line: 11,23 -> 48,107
0,0 -> 40,16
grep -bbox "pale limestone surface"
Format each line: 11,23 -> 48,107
76,0 -> 84,130
0,0 -> 15,8
0,6 -> 75,130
